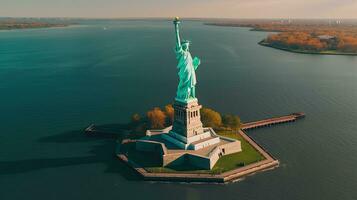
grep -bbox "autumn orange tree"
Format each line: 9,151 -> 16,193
164,104 -> 174,125
263,23 -> 357,53
266,32 -> 328,51
338,36 -> 357,52
200,108 -> 222,128
222,114 -> 241,130
147,107 -> 166,129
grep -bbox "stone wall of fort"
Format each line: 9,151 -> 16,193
136,140 -> 167,155
163,152 -> 186,166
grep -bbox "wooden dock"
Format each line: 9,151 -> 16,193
241,112 -> 305,131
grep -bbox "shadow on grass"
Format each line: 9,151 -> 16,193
0,123 -> 141,181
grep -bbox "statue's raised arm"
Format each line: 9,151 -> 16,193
173,17 -> 182,51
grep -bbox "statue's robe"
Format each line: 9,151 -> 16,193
175,47 -> 200,101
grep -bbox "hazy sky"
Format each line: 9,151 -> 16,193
1,0 -> 357,18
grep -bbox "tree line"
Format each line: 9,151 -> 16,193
130,104 -> 241,135
265,32 -> 357,53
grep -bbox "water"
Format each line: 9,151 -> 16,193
0,20 -> 356,200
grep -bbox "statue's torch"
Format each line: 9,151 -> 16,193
173,16 -> 180,25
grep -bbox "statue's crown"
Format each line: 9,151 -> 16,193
181,40 -> 190,45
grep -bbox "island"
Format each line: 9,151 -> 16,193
86,104 -> 304,183
85,18 -> 306,183
206,19 -> 357,55
0,18 -> 70,30
120,105 -> 263,175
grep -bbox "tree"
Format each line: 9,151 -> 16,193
200,108 -> 222,128
147,107 -> 166,129
222,114 -> 241,130
164,104 -> 174,125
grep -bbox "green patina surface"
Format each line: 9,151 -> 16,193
173,17 -> 201,102
124,131 -> 264,174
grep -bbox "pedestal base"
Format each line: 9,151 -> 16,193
162,129 -> 220,150
139,126 -> 242,169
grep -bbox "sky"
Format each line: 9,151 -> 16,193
1,0 -> 357,19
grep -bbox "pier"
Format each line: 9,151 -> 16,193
241,112 -> 305,131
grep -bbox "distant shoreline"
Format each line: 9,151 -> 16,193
0,22 -> 70,31
205,22 -> 357,56
0,25 -> 68,31
258,41 -> 357,56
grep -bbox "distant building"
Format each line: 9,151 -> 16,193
318,35 -> 336,40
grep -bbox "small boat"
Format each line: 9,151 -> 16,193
85,124 -> 95,133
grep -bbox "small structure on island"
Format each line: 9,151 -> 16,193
135,17 -> 241,170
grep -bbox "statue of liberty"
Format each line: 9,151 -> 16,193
173,17 -> 201,102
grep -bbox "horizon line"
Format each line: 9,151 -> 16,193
1,16 -> 357,20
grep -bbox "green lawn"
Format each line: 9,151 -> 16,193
125,131 -> 265,174
211,131 -> 265,173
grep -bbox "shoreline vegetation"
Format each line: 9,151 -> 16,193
128,104 -> 242,139
205,19 -> 357,55
0,18 -> 70,30
258,40 -> 357,56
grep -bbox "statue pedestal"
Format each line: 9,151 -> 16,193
171,98 -> 204,138
141,99 -> 241,168
161,98 -> 220,150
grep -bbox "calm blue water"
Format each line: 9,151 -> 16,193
0,20 -> 356,200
